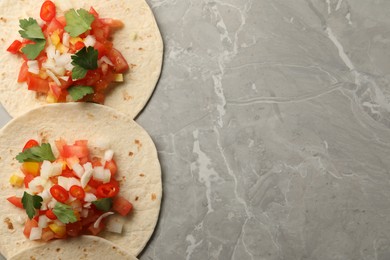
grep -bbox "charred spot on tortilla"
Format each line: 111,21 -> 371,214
87,113 -> 95,119
4,217 -> 14,230
123,90 -> 133,101
138,47 -> 144,51
56,248 -> 61,252
151,193 -> 157,201
139,173 -> 145,177
0,17 -> 7,22
135,196 -> 139,201
128,151 -> 134,157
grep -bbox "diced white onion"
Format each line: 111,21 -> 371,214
83,162 -> 93,172
27,60 -> 39,74
100,56 -> 114,66
81,169 -> 93,188
46,69 -> 61,86
84,35 -> 96,47
72,163 -> 84,178
16,215 -> 27,225
70,199 -> 82,212
47,198 -> 57,209
58,177 -> 81,191
59,76 -> 69,81
81,209 -> 89,218
84,193 -> 97,202
38,215 -> 49,228
46,45 -> 56,60
28,177 -> 46,194
104,150 -> 114,161
29,227 -> 42,240
62,32 -> 70,47
83,202 -> 91,208
93,212 -> 114,228
93,167 -> 110,183
40,160 -> 53,180
51,162 -> 62,176
55,53 -> 72,67
106,215 -> 125,234
65,63 -> 74,71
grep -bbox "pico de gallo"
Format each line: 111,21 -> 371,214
7,138 -> 133,241
6,1 -> 129,104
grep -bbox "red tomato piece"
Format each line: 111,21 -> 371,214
40,1 -> 56,22
27,74 -> 50,93
88,221 -> 105,235
96,181 -> 119,198
50,184 -> 69,203
41,227 -> 55,241
93,41 -> 108,59
89,7 -> 99,18
24,173 -> 35,188
7,196 -> 23,209
87,178 -> 103,189
104,160 -> 117,176
69,185 -> 85,200
56,15 -> 66,27
23,219 -> 38,238
74,140 -> 88,146
66,221 -> 82,237
45,209 -> 57,220
49,82 -> 62,99
81,209 -> 100,226
18,62 -> 29,83
46,18 -> 64,36
74,41 -> 85,51
113,196 -> 133,216
101,18 -> 124,29
23,139 -> 39,151
7,40 -> 22,54
107,48 -> 129,73
55,138 -> 67,156
63,145 -> 89,158
61,168 -> 76,178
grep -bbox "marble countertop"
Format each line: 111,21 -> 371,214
1,0 -> 390,259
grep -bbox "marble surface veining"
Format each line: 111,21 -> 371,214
1,0 -> 390,259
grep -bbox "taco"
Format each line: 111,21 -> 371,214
0,0 -> 163,118
0,103 -> 162,259
9,236 -> 138,260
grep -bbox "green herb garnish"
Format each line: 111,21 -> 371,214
92,198 -> 113,212
71,46 -> 98,80
53,202 -> 78,224
22,192 -> 43,219
65,8 -> 95,37
18,18 -> 46,60
15,143 -> 55,163
68,85 -> 94,101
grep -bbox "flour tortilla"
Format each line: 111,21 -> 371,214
0,0 -> 163,118
9,236 -> 138,260
0,103 -> 162,259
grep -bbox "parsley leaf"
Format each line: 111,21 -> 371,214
71,47 -> 98,80
53,202 -> 78,224
18,18 -> 46,60
65,8 -> 95,37
19,18 -> 45,40
68,86 -> 94,101
15,143 -> 55,163
22,192 -> 43,219
21,39 -> 46,60
92,198 -> 113,212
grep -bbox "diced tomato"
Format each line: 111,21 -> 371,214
24,173 -> 35,188
27,74 -> 50,93
88,221 -> 105,235
81,209 -> 100,226
63,145 -> 89,158
70,185 -> 85,200
56,15 -> 66,27
101,18 -> 124,29
66,221 -> 82,237
79,156 -> 89,165
74,140 -> 88,146
55,138 -> 66,155
46,18 -> 64,36
7,40 -> 22,54
50,184 -> 69,203
49,82 -> 62,99
61,168 -> 76,178
41,227 -> 55,241
7,196 -> 23,209
22,139 -> 39,151
96,181 -> 119,198
40,1 -> 56,22
104,160 -> 117,176
23,219 -> 38,238
49,176 -> 58,184
107,48 -> 129,73
113,196 -> 133,216
93,41 -> 108,58
87,178 -> 103,189
59,77 -> 72,89
89,7 -> 99,18
66,156 -> 80,169
45,209 -> 57,220
18,62 -> 29,83
91,157 -> 102,167
74,41 -> 85,51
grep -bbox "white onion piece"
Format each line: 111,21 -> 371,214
84,193 -> 97,202
40,160 -> 53,180
51,162 -> 62,177
62,32 -> 70,47
47,198 -> 57,209
104,150 -> 114,161
84,35 -> 96,47
28,177 -> 46,194
55,53 -> 72,67
46,45 -> 56,60
100,56 -> 114,66
81,209 -> 89,218
58,177 -> 81,191
38,215 -> 49,228
27,60 -> 39,74
93,212 -> 114,229
46,69 -> 61,86
72,163 -> 84,178
65,62 -> 74,71
81,169 -> 93,188
29,227 -> 42,240
16,215 -> 27,225
59,76 -> 69,81
93,167 -> 110,183
83,162 -> 93,172
106,215 -> 125,234
83,202 -> 91,208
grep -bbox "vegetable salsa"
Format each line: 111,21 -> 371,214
7,138 -> 133,241
7,1 -> 129,104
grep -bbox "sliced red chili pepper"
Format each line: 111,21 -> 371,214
7,196 -> 23,209
50,184 -> 69,203
40,1 -> 56,22
23,139 -> 39,152
69,185 -> 85,200
96,181 -> 119,198
45,209 -> 57,220
7,40 -> 22,54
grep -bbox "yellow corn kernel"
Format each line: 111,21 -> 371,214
46,92 -> 58,103
21,162 -> 40,176
48,223 -> 66,237
9,174 -> 24,187
39,70 -> 48,80
69,37 -> 83,45
51,31 -> 60,46
56,43 -> 69,54
113,74 -> 124,82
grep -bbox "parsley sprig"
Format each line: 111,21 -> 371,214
15,143 -> 55,163
53,202 -> 78,224
18,18 -> 46,60
92,198 -> 113,212
65,9 -> 95,37
71,46 -> 98,80
68,86 -> 94,101
22,192 -> 43,219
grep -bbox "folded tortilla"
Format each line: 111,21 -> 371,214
0,0 -> 163,119
9,236 -> 138,260
0,103 -> 162,259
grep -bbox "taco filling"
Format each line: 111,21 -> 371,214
7,138 -> 133,241
6,0 -> 129,104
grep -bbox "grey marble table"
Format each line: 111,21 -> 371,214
2,0 -> 390,259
